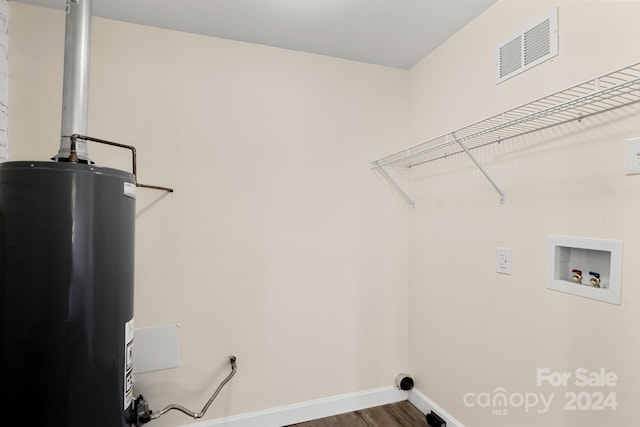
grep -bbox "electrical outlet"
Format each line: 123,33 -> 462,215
626,137 -> 640,175
496,247 -> 512,275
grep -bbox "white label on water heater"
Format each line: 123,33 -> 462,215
124,182 -> 136,199
124,318 -> 135,410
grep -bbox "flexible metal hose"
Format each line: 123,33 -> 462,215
150,355 -> 237,420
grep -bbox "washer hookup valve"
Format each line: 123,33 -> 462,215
589,272 -> 601,288
571,269 -> 583,284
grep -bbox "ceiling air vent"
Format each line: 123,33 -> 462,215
495,8 -> 558,84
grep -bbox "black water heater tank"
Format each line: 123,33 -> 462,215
0,161 -> 137,426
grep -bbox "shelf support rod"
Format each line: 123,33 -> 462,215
452,133 -> 505,203
373,165 -> 415,208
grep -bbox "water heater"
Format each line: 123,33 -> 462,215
0,161 -> 137,425
0,2 -> 235,424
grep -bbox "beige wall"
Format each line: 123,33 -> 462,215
408,1 -> 640,426
11,1 -> 640,426
8,3 -> 409,426
0,0 -> 7,161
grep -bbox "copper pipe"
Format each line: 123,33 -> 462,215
68,136 -> 79,163
136,183 -> 175,192
70,134 -> 174,192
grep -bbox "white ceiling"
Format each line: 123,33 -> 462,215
15,0 -> 497,69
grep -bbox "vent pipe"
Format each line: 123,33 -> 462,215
53,0 -> 92,163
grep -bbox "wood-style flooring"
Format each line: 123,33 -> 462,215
285,401 -> 427,427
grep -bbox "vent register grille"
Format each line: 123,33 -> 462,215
496,9 -> 558,83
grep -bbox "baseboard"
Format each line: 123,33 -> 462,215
408,388 -> 466,427
180,386 -> 409,427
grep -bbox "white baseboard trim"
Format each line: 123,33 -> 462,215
408,388 -> 466,427
180,386 -> 409,427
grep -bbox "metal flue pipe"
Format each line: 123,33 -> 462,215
53,0 -> 92,163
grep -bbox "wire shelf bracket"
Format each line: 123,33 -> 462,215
371,62 -> 640,206
373,165 -> 415,208
452,133 -> 505,203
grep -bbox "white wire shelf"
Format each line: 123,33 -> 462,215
371,62 -> 640,206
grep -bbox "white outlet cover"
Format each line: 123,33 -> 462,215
496,247 -> 512,275
626,137 -> 640,175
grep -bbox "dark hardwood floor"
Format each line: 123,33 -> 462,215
285,401 -> 427,427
